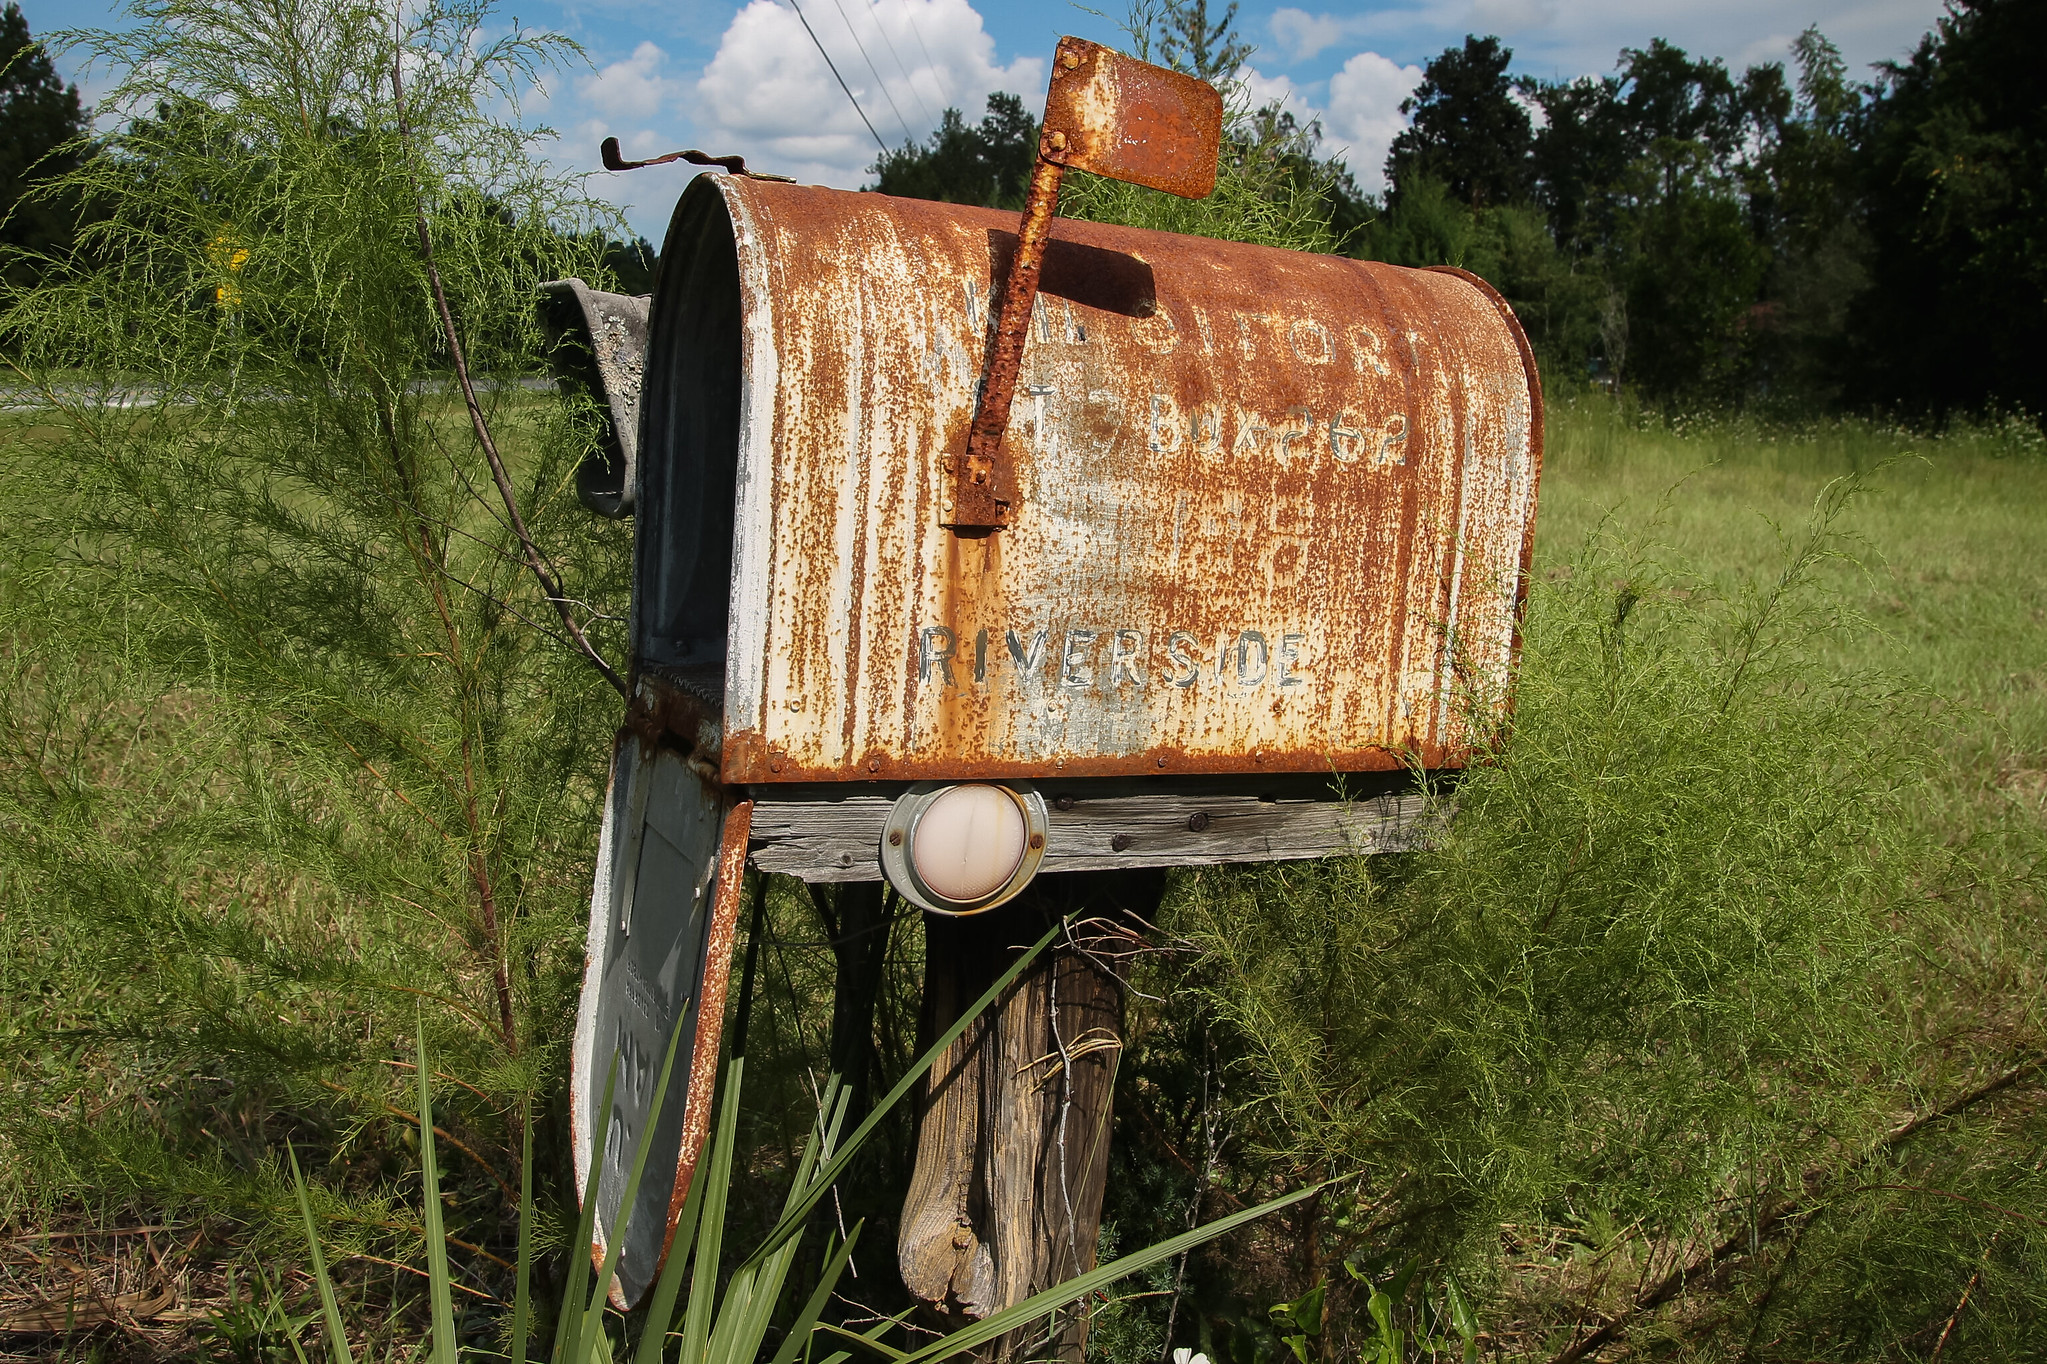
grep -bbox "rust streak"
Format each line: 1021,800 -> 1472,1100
666,799 -> 750,1252
647,177 -> 1540,789
592,798 -> 753,1298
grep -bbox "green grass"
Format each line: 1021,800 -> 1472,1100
6,396 -> 2047,1360
1539,401 -> 2047,1070
1541,399 -> 2047,769
1094,396 -> 2047,1361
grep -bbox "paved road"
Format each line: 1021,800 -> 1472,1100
2,375 -> 559,414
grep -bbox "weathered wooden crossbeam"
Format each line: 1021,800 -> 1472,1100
748,776 -> 1446,883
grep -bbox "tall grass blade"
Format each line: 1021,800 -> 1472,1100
678,1057 -> 746,1364
287,1143 -> 356,1364
581,1014 -> 692,1359
415,1022 -> 458,1364
765,1226 -> 863,1364
735,921 -> 1062,1275
703,1262 -> 761,1364
813,1323 -> 909,1362
726,1084 -> 854,1362
554,1056 -> 619,1364
511,1094 -> 535,1364
898,1180 -> 1333,1364
632,1133 -> 712,1364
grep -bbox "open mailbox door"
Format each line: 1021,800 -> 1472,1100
562,162 -> 754,1306
569,734 -> 746,1308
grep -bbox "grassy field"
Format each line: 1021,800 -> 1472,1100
1544,398 -> 2047,1097
1539,402 -> 2047,1055
1542,401 -> 2047,772
1089,401 -> 2047,1362
3,396 -> 2044,1360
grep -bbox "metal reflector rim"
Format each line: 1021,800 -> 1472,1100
879,781 -> 1049,915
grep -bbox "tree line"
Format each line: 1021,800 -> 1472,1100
0,2 -> 85,289
871,0 -> 2044,425
8,0 -> 2039,422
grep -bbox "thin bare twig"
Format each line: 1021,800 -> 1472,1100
367,61 -> 538,1049
349,1252 -> 497,1301
1850,1183 -> 2047,1230
1931,1253 -> 1991,1363
316,1079 -> 517,1205
1160,1045 -> 1221,1359
1550,1055 -> 2045,1364
1930,1149 -> 2045,1363
387,50 -> 627,702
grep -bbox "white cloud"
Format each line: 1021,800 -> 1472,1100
1324,51 -> 1424,194
693,0 -> 1043,189
1265,6 -> 1458,63
1269,8 -> 1360,62
1231,65 -> 1306,116
580,41 -> 684,122
1469,0 -> 1559,32
1736,31 -> 1799,68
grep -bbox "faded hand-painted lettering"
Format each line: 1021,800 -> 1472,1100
917,625 -> 1310,693
686,177 -> 1540,783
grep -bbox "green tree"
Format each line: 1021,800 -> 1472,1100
867,92 -> 1037,208
1846,0 -> 2047,422
1746,27 -> 1867,405
1385,35 -> 1532,210
1612,140 -> 1768,399
1512,37 -> 1791,398
1524,70 -> 1631,256
1355,175 -> 1604,385
1612,38 -> 1746,184
0,1 -> 88,285
1155,0 -> 1251,81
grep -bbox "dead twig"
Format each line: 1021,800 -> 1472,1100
347,1252 -> 497,1301
1930,1254 -> 1991,1364
316,1078 -> 517,1205
1549,1055 -> 2045,1364
0,1284 -> 177,1334
386,52 -> 627,702
4,1227 -> 178,1241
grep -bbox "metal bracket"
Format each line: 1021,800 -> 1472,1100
600,139 -> 795,181
944,37 -> 1223,532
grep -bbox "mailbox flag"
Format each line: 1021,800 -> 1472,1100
1037,38 -> 1223,200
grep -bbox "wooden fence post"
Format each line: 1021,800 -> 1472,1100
897,870 -> 1163,1362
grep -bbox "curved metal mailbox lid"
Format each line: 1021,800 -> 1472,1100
640,175 -> 1541,788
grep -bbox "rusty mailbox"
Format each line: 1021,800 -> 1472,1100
562,39 -> 1542,1309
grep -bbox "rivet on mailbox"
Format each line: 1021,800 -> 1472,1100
547,34 -> 1542,1314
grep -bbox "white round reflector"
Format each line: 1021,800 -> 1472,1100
910,784 -> 1028,903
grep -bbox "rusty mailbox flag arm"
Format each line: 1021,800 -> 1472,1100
946,37 -> 1224,531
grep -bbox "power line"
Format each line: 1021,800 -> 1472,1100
786,0 -> 890,154
826,0 -> 917,145
899,0 -> 940,86
863,0 -> 935,129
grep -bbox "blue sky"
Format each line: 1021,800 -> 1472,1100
25,0 -> 1949,240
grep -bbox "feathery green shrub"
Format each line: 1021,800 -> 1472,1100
0,0 -> 630,1319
